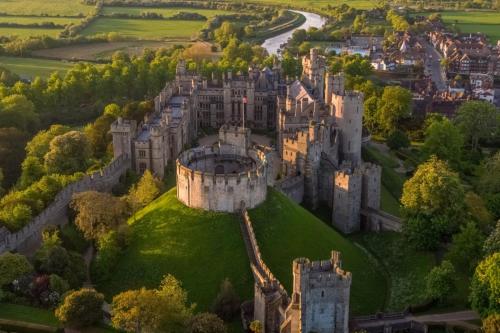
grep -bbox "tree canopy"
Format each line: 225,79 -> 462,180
422,118 -> 463,170
0,252 -> 33,287
469,252 -> 500,317
44,130 -> 91,175
454,101 -> 499,151
55,288 -> 104,328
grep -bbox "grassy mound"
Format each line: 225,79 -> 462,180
248,189 -> 387,315
98,188 -> 253,310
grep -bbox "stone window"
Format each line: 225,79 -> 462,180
139,162 -> 147,173
139,150 -> 146,158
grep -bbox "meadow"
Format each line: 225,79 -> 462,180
249,188 -> 387,315
0,16 -> 81,25
0,0 -> 94,16
81,18 -> 205,40
0,56 -> 75,78
416,10 -> 500,42
227,0 -> 377,10
0,27 -> 62,38
101,6 -> 236,18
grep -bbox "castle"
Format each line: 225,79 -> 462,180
111,48 -> 383,332
111,48 -> 382,234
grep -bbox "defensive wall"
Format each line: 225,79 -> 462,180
0,155 -> 131,254
176,145 -> 268,213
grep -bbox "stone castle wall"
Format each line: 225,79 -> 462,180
275,176 -> 305,204
176,145 -> 267,213
0,155 -> 131,254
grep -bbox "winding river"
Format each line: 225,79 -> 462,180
261,10 -> 327,55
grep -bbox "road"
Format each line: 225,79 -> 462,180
423,40 -> 447,91
413,310 -> 480,323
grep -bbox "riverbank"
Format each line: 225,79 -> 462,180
261,10 -> 327,55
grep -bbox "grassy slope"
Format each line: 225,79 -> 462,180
0,303 -> 58,326
81,18 -> 205,39
0,56 -> 74,78
98,188 -> 253,311
0,0 -> 94,16
350,232 -> 435,311
248,188 -> 387,315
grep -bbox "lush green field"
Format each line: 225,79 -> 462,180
249,188 -> 387,315
98,188 -> 253,311
102,6 -> 235,18
0,303 -> 58,326
415,10 -> 500,42
350,232 -> 435,311
228,0 -> 377,10
0,56 -> 74,78
0,0 -> 94,16
81,18 -> 204,39
0,16 -> 81,25
0,27 -> 62,37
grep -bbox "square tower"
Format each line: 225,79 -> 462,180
333,166 -> 362,234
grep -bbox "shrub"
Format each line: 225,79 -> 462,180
212,279 -> 240,321
55,288 -> 104,328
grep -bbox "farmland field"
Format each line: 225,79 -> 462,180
101,6 -> 236,18
415,10 -> 500,42
225,0 -> 377,10
0,0 -> 94,16
0,56 -> 75,78
0,27 -> 63,38
0,16 -> 82,25
81,18 -> 204,39
32,40 -> 191,61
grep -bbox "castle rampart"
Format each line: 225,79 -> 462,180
0,155 -> 131,254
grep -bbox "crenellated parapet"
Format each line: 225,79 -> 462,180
176,144 -> 267,213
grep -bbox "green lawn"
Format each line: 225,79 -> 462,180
81,18 -> 204,39
248,188 -> 387,315
0,303 -> 58,326
102,6 -> 235,18
97,188 -> 253,311
0,0 -> 94,16
0,56 -> 75,78
350,232 -> 435,311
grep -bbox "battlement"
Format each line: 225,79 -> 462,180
176,144 -> 267,213
111,117 -> 136,132
293,251 -> 352,281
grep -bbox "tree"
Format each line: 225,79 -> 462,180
187,313 -> 226,333
44,131 -> 91,175
25,124 -> 71,159
0,127 -> 29,188
249,321 -> 263,333
0,252 -> 33,287
469,253 -> 500,317
454,101 -> 499,151
19,156 -> 45,188
422,118 -> 463,170
363,96 -> 379,133
386,130 -> 410,150
482,313 -> 500,333
92,231 -> 121,283
377,86 -> 412,134
71,191 -> 129,241
55,288 -> 104,328
483,221 -> 500,256
477,152 -> 500,196
0,168 -> 3,196
112,275 -> 193,333
445,222 -> 484,273
128,170 -> 163,211
84,113 -> 116,158
212,279 -> 240,321
0,94 -> 39,132
426,260 -> 456,303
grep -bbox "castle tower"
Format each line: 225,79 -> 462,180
333,166 -> 362,234
361,163 -> 382,210
333,91 -> 364,167
223,78 -> 232,124
110,117 -> 137,162
332,73 -> 345,96
150,126 -> 166,178
302,48 -> 325,102
281,252 -> 352,333
246,80 -> 255,126
325,72 -> 334,105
